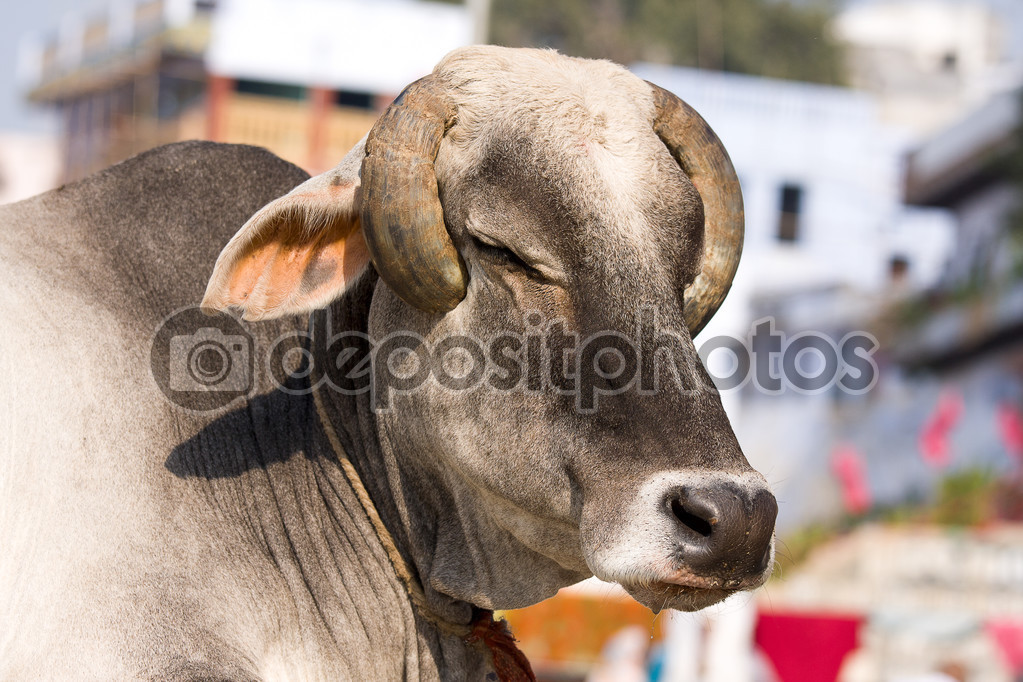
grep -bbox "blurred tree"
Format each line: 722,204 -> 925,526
931,469 -> 997,527
489,0 -> 845,85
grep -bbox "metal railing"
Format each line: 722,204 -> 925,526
210,94 -> 379,171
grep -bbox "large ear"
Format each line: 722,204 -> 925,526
201,140 -> 372,321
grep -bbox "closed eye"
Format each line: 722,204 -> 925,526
471,236 -> 546,281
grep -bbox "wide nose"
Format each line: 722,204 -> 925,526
666,480 -> 778,585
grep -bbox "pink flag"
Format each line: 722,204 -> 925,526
987,619 -> 1023,676
997,403 -> 1023,462
919,391 -> 963,467
831,444 -> 871,514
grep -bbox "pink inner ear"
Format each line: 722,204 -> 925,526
283,224 -> 371,307
223,218 -> 371,318
226,240 -> 278,306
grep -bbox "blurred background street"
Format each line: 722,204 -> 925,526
2,0 -> 1022,680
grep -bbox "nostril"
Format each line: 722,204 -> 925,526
671,497 -> 715,538
663,482 -> 777,579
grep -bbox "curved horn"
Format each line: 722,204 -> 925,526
359,76 -> 467,313
648,83 -> 744,338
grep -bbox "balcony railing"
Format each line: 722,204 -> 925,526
203,93 -> 379,172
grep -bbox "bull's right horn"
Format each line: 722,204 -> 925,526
648,83 -> 744,338
359,76 -> 468,313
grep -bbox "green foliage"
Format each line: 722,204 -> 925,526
931,468 -> 997,526
773,468 -> 1009,575
871,469 -> 1000,528
489,0 -> 846,85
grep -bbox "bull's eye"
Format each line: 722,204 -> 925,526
471,236 -> 545,281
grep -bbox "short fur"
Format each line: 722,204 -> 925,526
1,47 -> 775,680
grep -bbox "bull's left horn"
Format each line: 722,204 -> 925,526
648,83 -> 744,338
359,76 -> 468,313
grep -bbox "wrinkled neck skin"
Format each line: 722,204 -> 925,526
310,273 -> 589,628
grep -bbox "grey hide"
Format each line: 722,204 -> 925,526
0,143 -> 490,680
0,46 -> 777,682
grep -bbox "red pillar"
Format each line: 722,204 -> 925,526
206,74 -> 233,142
374,92 -> 397,112
308,86 -> 333,174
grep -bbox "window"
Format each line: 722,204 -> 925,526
941,51 -> 958,73
234,79 -> 306,101
335,90 -> 374,110
777,183 -> 803,243
889,255 -> 910,283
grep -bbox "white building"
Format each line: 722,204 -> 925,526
833,0 -> 1021,137
207,0 -> 473,96
630,63 -> 953,338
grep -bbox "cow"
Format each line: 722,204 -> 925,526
0,46 -> 776,680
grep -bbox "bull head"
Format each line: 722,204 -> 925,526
358,76 -> 743,338
202,46 -> 775,614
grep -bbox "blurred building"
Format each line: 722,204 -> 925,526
630,62 -> 957,531
883,84 -> 1023,469
20,0 -> 472,181
21,0 -> 213,182
715,71 -> 1023,548
0,134 -> 60,205
869,86 -> 1023,521
905,87 -> 1021,290
833,0 -> 1021,138
631,62 -> 953,328
764,524 -> 1023,682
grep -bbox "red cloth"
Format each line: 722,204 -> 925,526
831,444 -> 871,514
755,611 -> 862,682
987,619 -> 1023,675
998,403 -> 1023,462
919,391 -> 963,467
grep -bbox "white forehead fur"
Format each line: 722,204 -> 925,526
432,46 -> 682,262
434,45 -> 657,146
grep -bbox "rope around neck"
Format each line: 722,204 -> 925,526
310,379 -> 537,681
310,379 -> 469,637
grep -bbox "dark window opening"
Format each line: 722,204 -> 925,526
890,255 -> 910,282
234,79 -> 306,101
195,0 -> 217,12
942,51 -> 958,73
777,183 -> 803,243
335,90 -> 374,110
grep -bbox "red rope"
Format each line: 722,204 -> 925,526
465,611 -> 537,682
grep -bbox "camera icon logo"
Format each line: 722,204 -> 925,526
150,307 -> 256,412
169,327 -> 252,393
